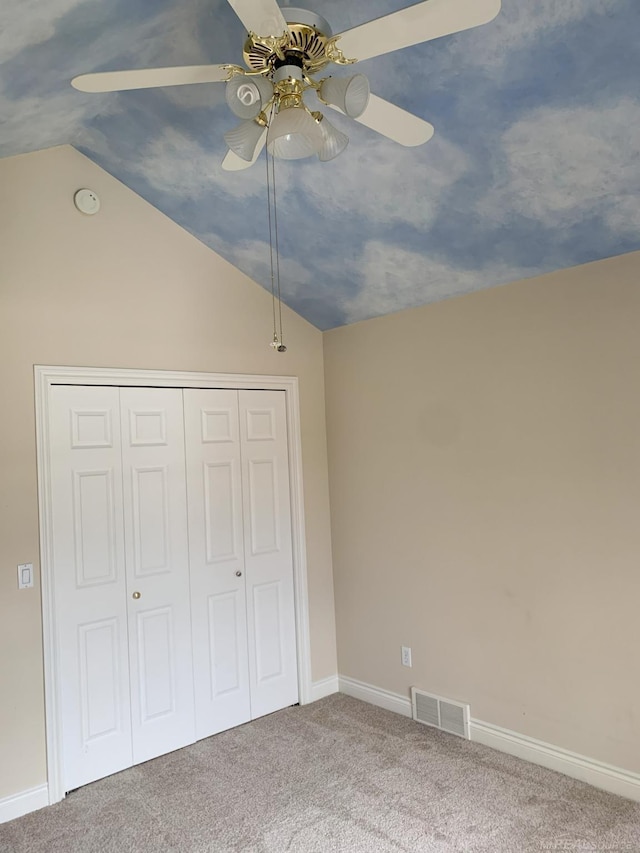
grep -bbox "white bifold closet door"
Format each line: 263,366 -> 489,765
51,385 -> 195,791
51,385 -> 132,790
184,389 -> 298,740
50,384 -> 298,793
119,388 -> 195,765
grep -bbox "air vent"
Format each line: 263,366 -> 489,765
411,687 -> 470,739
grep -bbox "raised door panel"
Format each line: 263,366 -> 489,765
239,390 -> 298,719
247,459 -> 280,555
204,461 -> 238,564
184,389 -> 251,739
72,469 -> 118,587
78,618 -> 122,742
136,607 -> 176,722
131,466 -> 170,575
253,580 -> 285,683
50,385 -> 133,791
208,591 -> 244,697
120,388 -> 195,763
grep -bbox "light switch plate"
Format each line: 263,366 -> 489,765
18,563 -> 34,589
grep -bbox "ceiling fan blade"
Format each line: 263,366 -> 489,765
226,0 -> 289,36
221,130 -> 267,170
71,65 -> 231,93
329,94 -> 434,147
335,0 -> 501,62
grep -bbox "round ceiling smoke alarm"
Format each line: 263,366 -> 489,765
73,188 -> 101,215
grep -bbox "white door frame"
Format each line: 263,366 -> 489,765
35,365 -> 313,805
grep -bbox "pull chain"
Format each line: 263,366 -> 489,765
265,130 -> 278,350
270,152 -> 285,352
265,118 -> 286,353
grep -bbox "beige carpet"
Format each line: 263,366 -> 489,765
2,694 -> 639,852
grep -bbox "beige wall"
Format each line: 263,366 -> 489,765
324,251 -> 640,773
3,141 -> 639,802
0,145 -> 336,800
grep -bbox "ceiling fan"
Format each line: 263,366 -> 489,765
72,0 -> 501,170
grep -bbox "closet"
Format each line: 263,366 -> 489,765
49,384 -> 298,792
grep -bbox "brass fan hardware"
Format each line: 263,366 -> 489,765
243,22 -> 354,74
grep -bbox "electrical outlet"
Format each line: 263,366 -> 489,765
401,646 -> 412,667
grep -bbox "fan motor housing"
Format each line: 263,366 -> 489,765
243,8 -> 334,74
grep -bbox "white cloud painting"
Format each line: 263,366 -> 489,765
1,0 -> 638,328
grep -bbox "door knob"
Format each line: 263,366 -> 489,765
235,571 -> 242,577
132,591 -> 141,599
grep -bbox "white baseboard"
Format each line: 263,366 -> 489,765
339,675 -> 412,717
470,719 -> 640,803
0,784 -> 49,824
310,675 -> 340,702
337,675 -> 640,803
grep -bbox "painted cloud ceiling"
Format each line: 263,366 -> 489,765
1,0 -> 639,329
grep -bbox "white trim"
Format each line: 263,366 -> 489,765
338,675 -> 412,717
337,675 -> 640,803
310,675 -> 339,702
35,365 -> 313,805
470,719 -> 640,803
0,785 -> 49,824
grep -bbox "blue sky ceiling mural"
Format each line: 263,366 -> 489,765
1,0 -> 639,329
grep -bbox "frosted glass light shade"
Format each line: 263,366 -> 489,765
319,74 -> 370,118
224,119 -> 266,161
226,76 -> 274,119
316,115 -> 349,161
266,106 -> 323,160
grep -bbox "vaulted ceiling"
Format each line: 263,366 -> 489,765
2,0 -> 638,329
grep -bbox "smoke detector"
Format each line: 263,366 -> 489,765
73,188 -> 100,215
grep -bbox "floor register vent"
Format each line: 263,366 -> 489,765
411,687 -> 470,740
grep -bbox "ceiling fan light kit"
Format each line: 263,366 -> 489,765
266,104 -> 323,160
224,115 -> 268,160
318,74 -> 370,119
225,75 -> 274,119
314,113 -> 349,162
